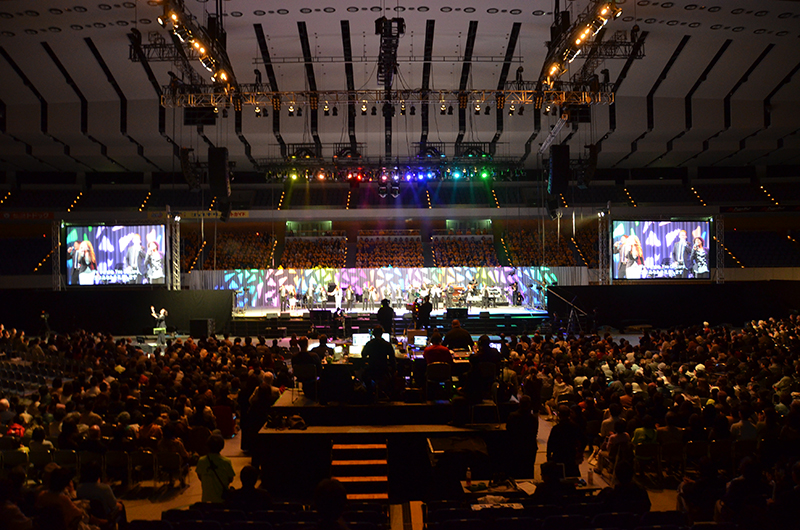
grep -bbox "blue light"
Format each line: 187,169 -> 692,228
427,172 -> 433,179
452,171 -> 461,179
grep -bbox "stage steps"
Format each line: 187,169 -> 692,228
331,441 -> 390,501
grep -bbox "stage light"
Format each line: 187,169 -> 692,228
391,185 -> 400,198
323,103 -> 329,116
452,170 -> 461,179
157,16 -> 167,27
290,172 -> 298,180
174,215 -> 181,222
288,104 -> 295,116
427,171 -> 434,179
485,106 -> 491,115
481,170 -> 489,179
218,71 -> 227,82
361,102 -> 367,115
448,105 -> 453,115
371,106 -> 377,116
410,105 -> 416,116
474,102 -> 481,115
379,185 -> 387,198
400,102 -> 406,115
170,12 -> 178,22
332,106 -> 338,116
440,103 -> 447,115
200,56 -> 215,72
213,106 -> 219,114
317,171 -> 325,181
509,104 -> 516,116
405,172 -> 413,181
254,106 -> 261,117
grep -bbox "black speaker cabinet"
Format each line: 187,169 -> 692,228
208,146 -> 231,199
548,144 -> 570,195
189,318 -> 215,338
446,307 -> 468,320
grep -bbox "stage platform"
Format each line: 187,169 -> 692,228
229,305 -> 549,337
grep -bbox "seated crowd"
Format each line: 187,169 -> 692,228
4,313 -> 800,528
203,232 -> 273,270
355,238 -> 423,268
280,238 -> 346,269
506,228 -> 577,266
432,237 -> 499,267
0,327 -> 297,530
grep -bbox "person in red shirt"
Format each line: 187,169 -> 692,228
423,333 -> 453,365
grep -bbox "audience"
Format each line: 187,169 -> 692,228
356,237 -> 423,268
432,236 -> 499,267
281,238 -> 346,269
203,232 -> 274,270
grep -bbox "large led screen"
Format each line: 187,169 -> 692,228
612,220 -> 711,280
65,224 -> 167,286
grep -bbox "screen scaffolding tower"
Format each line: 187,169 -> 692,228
52,220 -> 62,291
597,210 -> 610,285
715,215 -> 724,284
168,208 -> 181,290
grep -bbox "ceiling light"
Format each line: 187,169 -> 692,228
440,103 -> 446,115
474,102 -> 481,115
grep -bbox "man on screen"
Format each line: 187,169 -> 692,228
123,233 -> 146,284
670,230 -> 692,278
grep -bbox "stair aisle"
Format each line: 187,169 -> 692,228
330,441 -> 390,501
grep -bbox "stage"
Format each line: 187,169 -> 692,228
234,305 -> 545,319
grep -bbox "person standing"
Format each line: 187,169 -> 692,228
546,405 -> 586,478
691,236 -> 709,279
506,395 -> 539,478
279,284 -> 288,312
150,306 -> 168,345
144,240 -> 165,284
442,319 -> 474,351
196,435 -> 235,503
671,229 -> 691,278
344,285 -> 354,310
377,299 -> 395,336
124,233 -> 146,284
333,284 -> 343,310
418,296 -> 433,330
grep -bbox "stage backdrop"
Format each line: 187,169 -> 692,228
183,267 -> 587,309
0,289 -> 233,337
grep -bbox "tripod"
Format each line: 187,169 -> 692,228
546,288 -> 588,334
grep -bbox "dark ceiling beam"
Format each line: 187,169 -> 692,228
340,21 -> 359,155
518,107 -> 542,164
454,21 -> 479,150
196,125 -> 214,148
749,127 -> 800,165
84,37 -> 162,172
127,30 -> 181,161
612,35 -> 690,168
419,20 -> 435,153
0,45 -> 94,171
593,31 -> 648,156
647,39 -> 732,167
234,107 -> 258,169
489,22 -> 521,155
298,21 -> 322,158
679,43 -> 774,166
254,23 -> 287,159
0,96 -> 58,170
41,42 -> 129,171
716,58 -> 800,166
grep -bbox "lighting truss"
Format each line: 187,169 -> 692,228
539,1 -> 623,88
157,0 -> 237,90
160,86 -> 614,109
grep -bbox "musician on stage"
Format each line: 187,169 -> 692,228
150,305 -> 168,345
333,284 -> 343,310
482,284 -> 492,309
278,284 -> 288,312
431,284 -> 442,311
511,282 -> 521,306
344,285 -> 355,310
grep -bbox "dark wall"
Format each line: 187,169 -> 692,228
548,281 -> 800,329
0,289 -> 233,336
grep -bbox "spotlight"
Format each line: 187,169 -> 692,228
508,104 -> 516,116
255,106 -> 261,117
157,16 -> 167,27
391,185 -> 400,198
332,106 -> 338,116
400,102 -> 406,115
288,104 -> 295,116
290,172 -> 298,180
474,102 -> 481,115
484,105 -> 491,115
200,56 -> 215,72
447,105 -> 453,115
379,185 -> 387,198
481,170 -> 490,180
440,103 -> 446,115
361,103 -> 367,115
323,103 -> 330,116
410,105 -> 416,116
317,171 -> 325,181
371,106 -> 377,116
213,106 -> 219,114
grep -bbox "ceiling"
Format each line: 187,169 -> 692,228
0,0 -> 799,175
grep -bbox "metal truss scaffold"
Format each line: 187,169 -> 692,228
715,215 -> 724,284
598,212 -> 610,286
160,87 -> 614,109
169,213 -> 181,291
52,220 -> 62,291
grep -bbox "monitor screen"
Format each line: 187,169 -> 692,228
414,335 -> 428,347
64,224 -> 167,286
611,219 -> 711,280
352,333 -> 371,347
